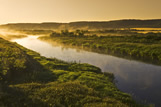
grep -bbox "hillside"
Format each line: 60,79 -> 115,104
0,37 -> 141,106
0,19 -> 161,30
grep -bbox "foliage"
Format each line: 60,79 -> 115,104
0,37 -> 142,106
40,32 -> 161,65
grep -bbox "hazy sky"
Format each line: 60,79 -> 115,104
0,0 -> 161,24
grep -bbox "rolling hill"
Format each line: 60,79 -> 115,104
0,19 -> 161,30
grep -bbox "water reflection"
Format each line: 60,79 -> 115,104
12,36 -> 161,106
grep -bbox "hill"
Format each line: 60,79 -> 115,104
0,37 -> 141,106
0,19 -> 161,30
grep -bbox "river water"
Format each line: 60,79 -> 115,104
12,36 -> 161,106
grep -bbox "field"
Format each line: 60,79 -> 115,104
39,30 -> 161,65
0,37 -> 142,106
131,28 -> 161,34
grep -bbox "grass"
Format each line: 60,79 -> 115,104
0,37 -> 144,106
39,30 -> 161,65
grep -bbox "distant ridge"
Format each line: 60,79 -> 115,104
1,19 -> 161,30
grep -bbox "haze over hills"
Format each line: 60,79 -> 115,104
0,19 -> 161,30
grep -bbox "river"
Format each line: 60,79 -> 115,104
12,36 -> 161,106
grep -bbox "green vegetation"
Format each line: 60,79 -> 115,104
0,37 -> 142,106
40,30 -> 161,65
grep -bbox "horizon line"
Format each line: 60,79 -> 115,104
1,18 -> 161,25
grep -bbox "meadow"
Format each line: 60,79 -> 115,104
40,30 -> 161,65
0,37 -> 143,106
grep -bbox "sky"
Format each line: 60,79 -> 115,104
0,0 -> 161,24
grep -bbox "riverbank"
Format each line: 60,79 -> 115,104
0,37 -> 142,106
39,31 -> 161,65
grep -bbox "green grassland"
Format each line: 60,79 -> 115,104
0,37 -> 143,106
39,30 -> 161,65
